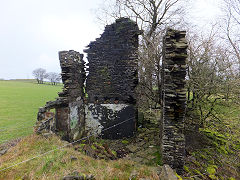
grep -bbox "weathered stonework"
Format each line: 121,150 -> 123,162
85,104 -> 135,139
35,50 -> 86,141
84,18 -> 140,138
57,50 -> 86,141
58,50 -> 86,101
35,18 -> 140,140
161,29 -> 188,174
85,18 -> 140,104
35,20 -> 188,171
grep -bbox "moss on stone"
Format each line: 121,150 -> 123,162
121,140 -> 129,144
184,165 -> 190,173
207,165 -> 217,175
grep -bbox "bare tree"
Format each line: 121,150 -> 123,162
186,27 -> 238,128
32,68 -> 46,84
97,0 -> 185,32
96,0 -> 187,109
45,72 -> 61,85
222,0 -> 240,74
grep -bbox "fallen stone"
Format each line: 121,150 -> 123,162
159,164 -> 178,180
129,170 -> 138,180
0,149 -> 7,156
132,157 -> 144,163
62,176 -> 79,180
70,156 -> 78,161
62,174 -> 95,180
142,148 -> 154,155
146,156 -> 155,161
126,144 -> 139,152
116,149 -> 128,158
42,133 -> 52,138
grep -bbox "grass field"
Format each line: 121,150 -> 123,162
0,80 -> 62,143
0,81 -> 160,179
0,80 -> 239,179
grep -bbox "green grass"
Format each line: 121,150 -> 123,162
184,102 -> 240,179
0,135 -> 159,179
8,79 -> 36,83
0,80 -> 62,143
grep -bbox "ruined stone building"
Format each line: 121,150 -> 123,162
35,18 -> 141,141
35,18 -> 187,174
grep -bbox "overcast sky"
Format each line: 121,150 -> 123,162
0,0 -> 221,79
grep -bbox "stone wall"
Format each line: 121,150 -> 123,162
58,50 -> 86,101
35,20 -> 188,173
85,18 -> 139,104
35,50 -> 86,141
35,18 -> 140,140
161,28 -> 188,174
58,50 -> 86,140
84,18 -> 140,139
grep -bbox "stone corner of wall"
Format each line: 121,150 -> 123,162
161,28 -> 188,175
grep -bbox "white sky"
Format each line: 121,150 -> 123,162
188,0 -> 222,28
0,0 -> 222,79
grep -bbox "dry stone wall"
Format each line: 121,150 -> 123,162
58,50 -> 86,101
84,18 -> 141,139
58,50 -> 86,140
35,50 -> 86,141
161,29 -> 188,174
85,18 -> 139,104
